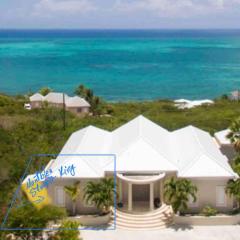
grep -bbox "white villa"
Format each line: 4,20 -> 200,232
23,115 -> 238,229
29,92 -> 90,115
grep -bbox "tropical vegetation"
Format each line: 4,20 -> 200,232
164,177 -> 198,214
227,118 -> 240,152
50,220 -> 81,240
226,178 -> 240,209
1,88 -> 240,227
39,87 -> 52,96
84,178 -> 115,214
5,204 -> 67,240
64,181 -> 81,216
226,119 -> 240,209
201,205 -> 218,217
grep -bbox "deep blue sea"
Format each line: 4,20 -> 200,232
1,29 -> 240,101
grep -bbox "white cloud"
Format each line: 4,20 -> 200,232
113,0 -> 240,17
33,0 -> 96,15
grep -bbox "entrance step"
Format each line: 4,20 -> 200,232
110,204 -> 174,230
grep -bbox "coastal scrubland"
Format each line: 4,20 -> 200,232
0,93 -> 240,225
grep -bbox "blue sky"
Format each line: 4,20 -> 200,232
0,0 -> 240,29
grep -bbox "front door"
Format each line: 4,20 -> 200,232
132,184 -> 150,202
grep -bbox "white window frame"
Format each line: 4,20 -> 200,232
188,194 -> 198,207
216,186 -> 227,207
55,186 -> 65,207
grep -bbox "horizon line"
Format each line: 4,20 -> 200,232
1,28 -> 240,31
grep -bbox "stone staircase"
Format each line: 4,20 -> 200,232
110,204 -> 174,230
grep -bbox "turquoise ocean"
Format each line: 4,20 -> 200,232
0,29 -> 240,101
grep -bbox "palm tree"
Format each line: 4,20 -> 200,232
230,155 -> 240,175
227,118 -> 240,152
75,84 -> 86,98
75,84 -> 103,116
226,179 -> 240,209
84,178 -> 115,214
39,87 -> 52,96
164,177 -> 197,214
64,181 -> 80,216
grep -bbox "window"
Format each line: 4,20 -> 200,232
188,194 -> 198,207
55,186 -> 65,207
216,186 -> 226,207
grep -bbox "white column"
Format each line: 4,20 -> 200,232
160,180 -> 164,204
150,182 -> 154,211
119,179 -> 122,202
128,183 -> 132,211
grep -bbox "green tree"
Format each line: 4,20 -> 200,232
227,118 -> 240,152
64,181 -> 80,216
7,204 -> 67,240
39,87 -> 52,96
84,178 -> 115,214
226,179 -> 240,209
230,155 -> 240,175
52,220 -> 81,240
164,177 -> 198,214
74,84 -> 86,99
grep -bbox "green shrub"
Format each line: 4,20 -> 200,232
53,220 -> 81,240
7,204 -> 67,240
201,205 -> 218,217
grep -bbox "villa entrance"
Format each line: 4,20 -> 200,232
132,184 -> 150,211
117,173 -> 165,212
132,184 -> 149,202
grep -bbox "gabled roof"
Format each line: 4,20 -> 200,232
179,154 -> 237,178
172,126 -> 236,177
45,115 -> 236,179
66,96 -> 90,108
44,92 -> 69,104
29,93 -> 44,101
30,92 -> 90,108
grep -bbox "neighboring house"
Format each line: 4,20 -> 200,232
23,115 -> 237,216
174,99 -> 214,109
65,96 -> 90,115
29,92 -> 90,115
29,93 -> 44,108
229,90 -> 240,101
214,129 -> 236,161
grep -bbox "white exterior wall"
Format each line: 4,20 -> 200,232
47,178 -> 99,215
186,178 -> 234,213
46,176 -> 234,214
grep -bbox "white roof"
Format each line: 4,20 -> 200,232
175,99 -> 214,109
172,126 -> 235,178
29,93 -> 44,101
29,92 -> 90,107
44,92 -> 69,104
38,115 -> 236,179
66,96 -> 90,108
214,129 -> 231,145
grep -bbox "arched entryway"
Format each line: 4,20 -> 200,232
117,173 -> 165,212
